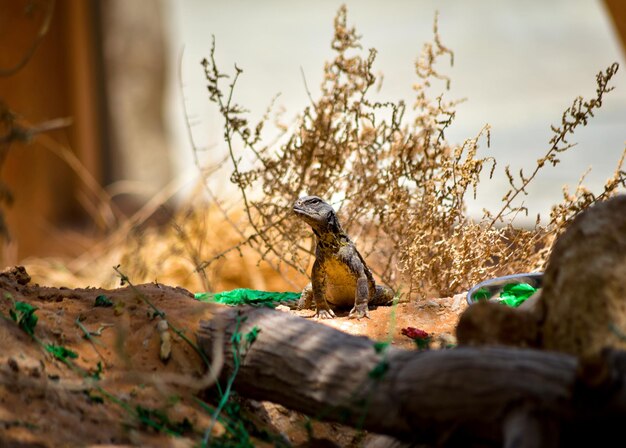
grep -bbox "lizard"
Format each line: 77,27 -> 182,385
293,195 -> 395,319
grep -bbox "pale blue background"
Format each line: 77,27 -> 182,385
165,0 -> 626,224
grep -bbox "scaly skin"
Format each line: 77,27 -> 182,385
293,196 -> 394,319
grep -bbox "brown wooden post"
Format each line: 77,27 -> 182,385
603,0 -> 626,55
0,0 -> 104,261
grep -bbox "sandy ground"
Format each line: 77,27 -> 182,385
0,266 -> 465,447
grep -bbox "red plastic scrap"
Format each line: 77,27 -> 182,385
401,327 -> 429,340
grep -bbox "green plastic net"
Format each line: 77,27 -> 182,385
194,289 -> 301,307
473,282 -> 538,307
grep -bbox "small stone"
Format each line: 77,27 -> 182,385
275,305 -> 291,312
7,355 -> 44,377
7,357 -> 19,372
9,266 -> 31,285
160,336 -> 171,361
434,333 -> 457,349
274,404 -> 291,415
451,293 -> 468,312
419,299 -> 441,309
156,320 -> 169,333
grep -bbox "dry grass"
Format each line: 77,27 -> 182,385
25,197 -> 307,293
22,6 -> 626,300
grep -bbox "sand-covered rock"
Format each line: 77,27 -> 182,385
541,195 -> 626,357
457,195 -> 626,358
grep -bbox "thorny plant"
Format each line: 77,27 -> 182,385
198,6 -> 625,297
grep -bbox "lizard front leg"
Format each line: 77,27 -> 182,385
349,275 -> 370,319
312,260 -> 335,319
298,283 -> 314,310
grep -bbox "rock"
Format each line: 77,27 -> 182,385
456,301 -> 540,348
419,299 -> 441,309
433,332 -> 457,349
451,292 -> 468,312
541,195 -> 626,357
456,195 -> 626,356
275,305 -> 291,312
7,354 -> 44,378
157,319 -> 171,362
0,265 -> 31,289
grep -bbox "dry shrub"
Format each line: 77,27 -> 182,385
24,7 -> 626,300
199,6 -> 626,298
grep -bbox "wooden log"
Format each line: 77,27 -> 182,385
197,306 -> 626,446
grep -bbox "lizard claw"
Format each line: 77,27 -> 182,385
349,306 -> 370,320
315,308 -> 336,319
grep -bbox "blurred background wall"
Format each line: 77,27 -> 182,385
100,0 -> 172,208
0,0 -> 106,261
0,0 -> 625,264
0,0 -> 173,263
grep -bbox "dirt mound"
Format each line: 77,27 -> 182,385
0,266 -> 463,447
0,266 -> 213,447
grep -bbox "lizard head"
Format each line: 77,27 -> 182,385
293,196 -> 342,234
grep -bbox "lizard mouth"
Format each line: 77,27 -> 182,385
292,204 -> 310,217
293,205 -> 320,223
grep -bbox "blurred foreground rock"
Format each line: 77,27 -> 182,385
458,195 -> 626,357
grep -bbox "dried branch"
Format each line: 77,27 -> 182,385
490,63 -> 620,226
0,0 -> 55,77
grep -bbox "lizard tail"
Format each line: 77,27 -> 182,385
370,285 -> 395,306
